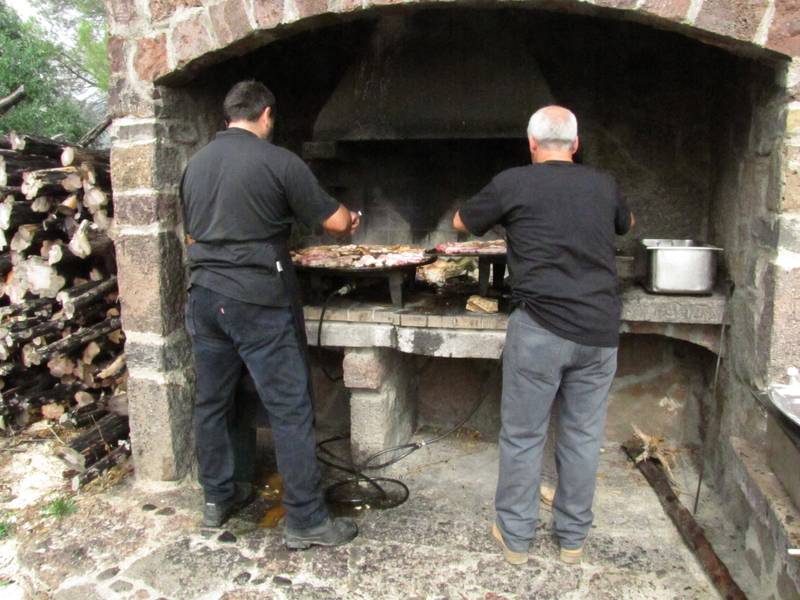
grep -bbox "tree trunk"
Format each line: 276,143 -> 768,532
0,296 -> 57,320
21,166 -> 81,199
70,442 -> 131,490
60,146 -> 110,168
79,162 -> 111,189
25,315 -> 121,366
55,412 -> 129,471
2,381 -> 82,417
10,132 -> 72,159
0,151 -> 60,187
57,276 -> 117,318
0,197 -> 39,231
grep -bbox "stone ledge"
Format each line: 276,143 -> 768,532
303,286 -> 729,355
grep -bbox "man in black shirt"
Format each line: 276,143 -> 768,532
181,81 -> 360,549
454,106 -> 633,565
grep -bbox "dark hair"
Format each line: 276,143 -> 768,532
223,80 -> 276,123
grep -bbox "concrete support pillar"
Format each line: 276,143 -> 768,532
343,347 -> 417,465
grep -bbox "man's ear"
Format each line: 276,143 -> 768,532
572,136 -> 580,155
528,135 -> 537,155
262,106 -> 272,122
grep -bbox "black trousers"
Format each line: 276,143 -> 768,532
185,285 -> 328,529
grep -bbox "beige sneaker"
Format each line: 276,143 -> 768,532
492,523 -> 528,565
560,543 -> 585,564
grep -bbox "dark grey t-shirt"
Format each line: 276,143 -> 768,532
459,161 -> 631,347
180,128 -> 340,306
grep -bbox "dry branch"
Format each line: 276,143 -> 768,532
0,85 -> 26,116
78,115 -> 112,147
622,440 -> 748,600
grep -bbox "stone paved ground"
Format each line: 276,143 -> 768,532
0,431 -> 755,600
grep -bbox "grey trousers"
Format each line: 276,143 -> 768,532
495,308 -> 618,552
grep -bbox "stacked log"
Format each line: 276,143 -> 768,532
0,128 -> 129,489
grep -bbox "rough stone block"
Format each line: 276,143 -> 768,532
782,145 -> 800,212
125,330 -> 192,373
172,13 -> 216,68
777,567 -> 800,600
135,35 -> 169,83
149,0 -> 202,22
695,0 -> 769,43
108,36 -> 127,76
767,1 -> 800,58
254,0 -> 284,29
210,0 -> 253,47
116,230 -> 188,336
128,374 -> 196,481
108,75 -> 156,119
777,214 -> 800,253
110,142 -> 183,190
591,0 -> 636,8
108,0 -> 138,27
115,191 -> 182,228
768,263 -> 800,380
296,0 -> 329,18
640,0 -> 691,22
348,350 -> 416,463
343,347 -> 389,389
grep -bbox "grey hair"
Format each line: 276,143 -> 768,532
527,106 -> 578,151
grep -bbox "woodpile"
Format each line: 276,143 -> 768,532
0,127 -> 130,489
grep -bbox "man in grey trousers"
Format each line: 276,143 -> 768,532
453,106 -> 633,565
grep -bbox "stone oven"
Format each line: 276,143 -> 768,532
107,0 -> 800,596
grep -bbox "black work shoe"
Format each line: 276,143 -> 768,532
201,482 -> 255,528
283,516 -> 358,550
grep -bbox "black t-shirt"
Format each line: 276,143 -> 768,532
180,128 -> 340,306
459,161 -> 631,347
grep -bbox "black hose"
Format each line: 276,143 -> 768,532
317,352 -> 503,509
315,286 -> 354,382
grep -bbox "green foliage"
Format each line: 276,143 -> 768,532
77,20 -> 108,92
0,512 -> 13,538
42,496 -> 77,519
32,0 -> 108,92
0,0 -> 93,140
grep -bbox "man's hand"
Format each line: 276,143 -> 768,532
453,211 -> 469,233
322,205 -> 359,239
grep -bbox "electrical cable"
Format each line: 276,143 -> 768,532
316,351 -> 503,509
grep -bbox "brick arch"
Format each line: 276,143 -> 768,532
111,0 -> 796,94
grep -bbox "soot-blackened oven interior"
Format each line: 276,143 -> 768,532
181,7 -> 776,257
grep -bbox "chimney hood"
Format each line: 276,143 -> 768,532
312,14 -> 555,141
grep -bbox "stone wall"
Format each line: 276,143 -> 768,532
106,1 -> 800,595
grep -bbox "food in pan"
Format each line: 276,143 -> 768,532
291,244 -> 429,268
434,239 -> 506,254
